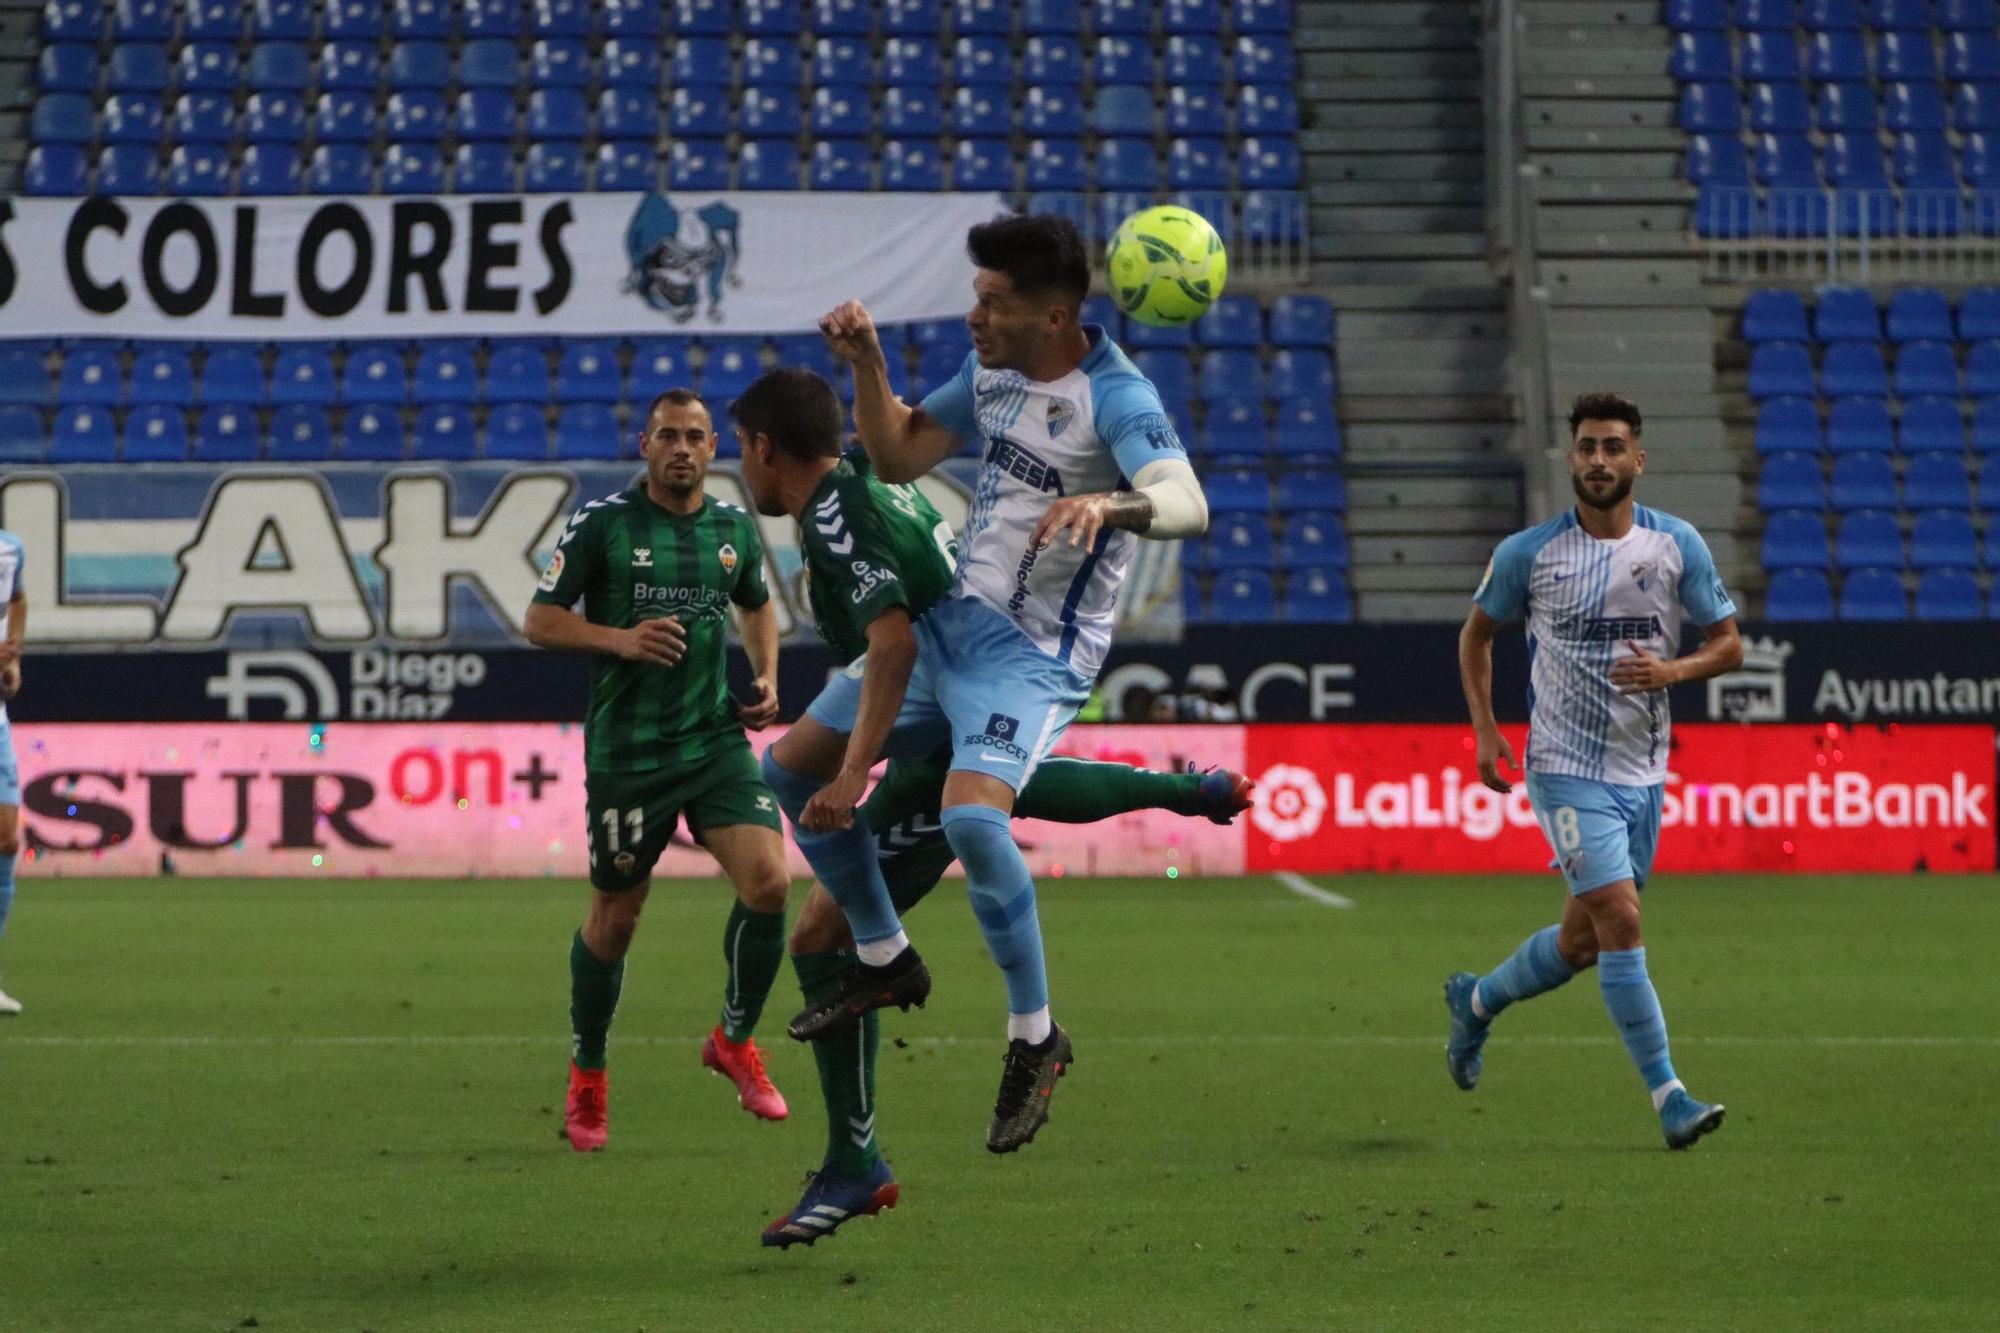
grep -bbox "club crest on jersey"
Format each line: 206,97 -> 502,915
718,542 -> 737,574
1630,562 -> 1653,591
1046,399 -> 1075,438
632,547 -> 653,569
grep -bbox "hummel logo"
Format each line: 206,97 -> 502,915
632,547 -> 653,568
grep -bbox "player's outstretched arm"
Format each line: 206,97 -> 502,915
819,299 -> 961,483
800,608 -> 919,833
523,603 -> 686,667
1459,606 -> 1517,794
1609,617 -> 1744,695
733,599 -> 781,729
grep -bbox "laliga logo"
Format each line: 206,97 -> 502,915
1251,764 -> 1328,843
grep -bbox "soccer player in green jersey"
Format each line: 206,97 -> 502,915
525,389 -> 795,1151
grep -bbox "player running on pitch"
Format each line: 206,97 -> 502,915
0,526 -> 25,1016
525,389 -> 794,1151
732,364 -> 1250,1241
771,214 -> 1210,1153
1449,392 -> 1743,1149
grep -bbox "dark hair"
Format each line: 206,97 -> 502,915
731,367 -> 843,461
1568,391 -> 1643,436
646,387 -> 707,421
966,213 -> 1091,307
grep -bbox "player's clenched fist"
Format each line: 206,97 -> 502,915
819,300 -> 884,367
618,616 -> 686,667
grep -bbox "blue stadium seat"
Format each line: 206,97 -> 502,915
108,42 -> 171,93
1885,288 -> 1953,343
956,36 -> 1011,86
1167,0 -> 1223,32
1815,82 -> 1877,134
56,351 -> 123,409
386,91 -> 448,141
97,144 -> 160,194
51,406 -> 117,462
1977,399 -> 2000,456
1827,132 -> 1892,188
532,38 -> 589,87
742,87 -> 803,136
170,93 -> 233,143
737,140 -> 801,189
1168,138 -> 1230,190
1200,397 -> 1265,459
485,404 -> 549,460
1753,132 -> 1818,186
1091,87 -> 1155,139
1968,341 -> 2000,396
249,93 -> 313,144
601,0 -> 660,35
594,141 -> 657,191
0,407 -> 46,464
597,89 -> 660,140
319,40 -> 378,92
530,89 -> 589,140
1817,290 -> 1882,345
601,38 -> 661,88
272,346 -> 335,405
885,0 -> 941,33
31,93 -> 93,144
1829,452 -> 1898,509
1895,342 -> 1960,398
1905,452 -> 1974,509
1272,397 -> 1339,458
198,347 -> 265,407
1024,0 -> 1082,32
1822,342 -> 1889,397
1279,512 -> 1346,569
1672,0 -> 1730,27
1163,85 -> 1226,136
950,139 -> 1011,190
1094,139 -> 1158,190
743,37 -> 803,88
1284,567 -> 1353,623
810,139 -> 872,189
238,144 -> 301,194
1759,452 -> 1826,509
248,42 -> 310,93
325,0 -> 386,37
1808,31 -> 1868,80
1899,397 -> 1965,453
453,143 -> 517,193
1767,567 -> 1835,618
1757,397 -> 1822,454
43,2 -> 104,41
1160,37 -> 1221,87
1024,35 -> 1083,85
1235,33 -> 1295,83
1668,32 -> 1731,80
1867,0 -> 1929,26
883,36 -> 942,85
0,351 -> 50,407
673,0 -> 733,32
414,342 -> 479,403
955,0 -> 1011,32
1206,568 -> 1280,621
812,36 -> 870,85
1746,85 -> 1808,139
1131,351 -> 1192,409
1205,514 -> 1275,571
551,403 -> 620,460
1092,0 -> 1149,31
394,0 -> 454,38
812,0 -> 873,30
1687,133 -> 1752,185
486,343 -> 551,404
1240,84 -> 1303,137
808,85 -> 869,138
1875,30 -> 1938,81
409,403 -> 479,460
1742,289 -> 1808,344
1241,138 -> 1303,189
1946,30 -> 2000,82
1941,0 -> 1999,26
380,144 -> 443,193
1763,509 -> 1830,570
128,347 -> 192,406
525,143 -> 586,192
266,404 -> 333,459
1893,131 -> 1959,190
1094,35 -> 1153,84
1827,396 -> 1893,454
741,0 -> 803,32
1284,469 -> 1346,511
1743,31 -> 1804,78
102,93 -> 163,144
1887,82 -> 1947,134
1911,510 -> 1980,570
1234,0 -> 1291,30
194,406 -> 261,461
340,405 -> 407,461
1031,139 -> 1090,193
37,45 -> 98,93
306,145 -> 371,196
1200,294 -> 1266,349
388,41 -> 451,89
1270,350 -> 1334,401
343,347 -> 407,405
174,42 -> 236,93
459,39 -> 519,89
1956,85 -> 2000,137
1198,349 -> 1264,404
1835,509 -> 1902,568
552,342 -> 619,403
1915,568 -> 1984,620
628,340 -> 686,400
670,140 -> 731,189
1679,83 -> 1741,133
668,38 -> 731,87
464,0 -> 526,37
884,140 -> 946,191
877,86 -> 940,136
1840,567 -> 1908,619
313,92 -> 375,143
1206,470 -> 1272,514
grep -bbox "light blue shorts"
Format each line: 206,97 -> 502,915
805,597 -> 1092,794
1524,771 -> 1663,896
0,719 -> 17,806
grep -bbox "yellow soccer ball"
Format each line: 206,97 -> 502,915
1104,205 -> 1229,327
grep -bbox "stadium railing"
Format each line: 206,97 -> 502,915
1701,186 -> 2000,284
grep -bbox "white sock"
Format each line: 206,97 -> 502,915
1651,1078 -> 1685,1113
1007,1006 -> 1052,1045
1470,987 -> 1492,1022
855,930 -> 909,968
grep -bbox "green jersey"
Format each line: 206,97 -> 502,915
799,450 -> 956,661
533,484 -> 769,772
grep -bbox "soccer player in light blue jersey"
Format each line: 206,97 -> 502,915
1450,392 -> 1744,1149
765,214 -> 1210,1153
0,527 -> 25,1016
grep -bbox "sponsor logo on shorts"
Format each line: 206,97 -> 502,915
965,712 -> 1028,761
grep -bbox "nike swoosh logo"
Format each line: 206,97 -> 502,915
1553,572 -> 1575,583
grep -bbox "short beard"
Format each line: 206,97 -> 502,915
656,468 -> 701,498
1572,472 -> 1633,511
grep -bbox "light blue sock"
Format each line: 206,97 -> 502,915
759,752 -> 904,946
1598,947 -> 1678,1093
0,852 -> 14,944
940,805 -> 1048,1017
1475,925 -> 1577,1020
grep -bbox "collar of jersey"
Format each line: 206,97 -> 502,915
632,483 -> 707,521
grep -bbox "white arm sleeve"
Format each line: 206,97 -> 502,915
1132,457 -> 1209,540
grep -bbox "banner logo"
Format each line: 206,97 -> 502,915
623,194 -> 742,324
1708,635 -> 1792,722
1250,763 -> 1327,843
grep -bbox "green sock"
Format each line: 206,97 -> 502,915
793,951 -> 881,1177
720,901 -> 787,1042
1015,757 -> 1205,823
569,930 -> 624,1071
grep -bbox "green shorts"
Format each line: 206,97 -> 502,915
585,744 -> 782,893
859,748 -> 957,915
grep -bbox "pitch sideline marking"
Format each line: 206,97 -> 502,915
8,1033 -> 1994,1049
1273,870 -> 1355,909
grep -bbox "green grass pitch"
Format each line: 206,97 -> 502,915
2,873 -> 1996,1332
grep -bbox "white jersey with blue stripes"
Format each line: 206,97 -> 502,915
0,528 -> 21,727
919,326 -> 1187,678
1474,505 -> 1736,787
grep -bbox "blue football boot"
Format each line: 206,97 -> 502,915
761,1159 -> 899,1248
1660,1088 -> 1726,1150
1444,972 -> 1490,1091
